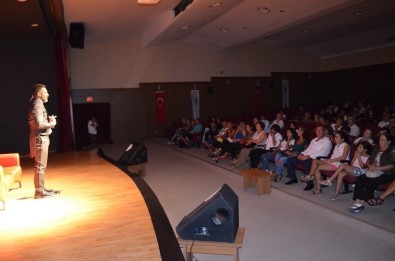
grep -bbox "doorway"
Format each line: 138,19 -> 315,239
73,103 -> 112,150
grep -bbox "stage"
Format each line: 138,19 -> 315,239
0,149 -> 182,261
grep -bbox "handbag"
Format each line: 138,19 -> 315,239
365,169 -> 384,178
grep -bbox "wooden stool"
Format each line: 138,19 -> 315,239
178,227 -> 245,261
127,163 -> 146,176
240,169 -> 271,195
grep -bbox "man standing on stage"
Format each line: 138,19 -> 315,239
28,84 -> 60,199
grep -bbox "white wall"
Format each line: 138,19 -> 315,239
69,40 -> 321,89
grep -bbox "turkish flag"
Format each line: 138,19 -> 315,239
254,84 -> 262,114
155,91 -> 166,125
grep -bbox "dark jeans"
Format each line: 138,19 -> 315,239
353,173 -> 395,201
286,157 -> 313,180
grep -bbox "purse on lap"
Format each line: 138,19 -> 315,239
365,169 -> 384,178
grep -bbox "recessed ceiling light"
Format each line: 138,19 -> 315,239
279,10 -> 285,13
30,23 -> 39,27
219,27 -> 230,33
17,0 -> 28,2
257,7 -> 270,13
353,10 -> 365,16
209,2 -> 223,8
180,25 -> 191,30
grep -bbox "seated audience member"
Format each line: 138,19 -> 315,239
378,112 -> 390,128
270,113 -> 285,129
331,117 -> 344,133
249,124 -> 282,168
169,118 -> 189,144
368,179 -> 395,210
321,141 -> 371,200
285,125 -> 333,190
203,121 -> 218,146
213,122 -> 245,161
179,118 -> 203,147
350,133 -> 395,213
232,122 -> 267,168
278,127 -> 310,183
389,115 -> 395,138
301,111 -> 313,124
260,128 -> 297,181
347,114 -> 361,138
353,128 -> 374,145
300,131 -> 350,194
260,115 -> 271,133
205,121 -> 228,154
374,127 -> 390,145
211,121 -> 235,157
227,123 -> 254,164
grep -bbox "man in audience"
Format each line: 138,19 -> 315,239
284,125 -> 332,191
347,114 -> 360,137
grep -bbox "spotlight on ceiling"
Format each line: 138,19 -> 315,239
138,0 -> 160,5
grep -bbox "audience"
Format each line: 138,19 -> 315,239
321,141 -> 371,200
304,131 -> 350,194
167,99 -> 395,214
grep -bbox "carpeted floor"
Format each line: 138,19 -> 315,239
99,139 -> 395,261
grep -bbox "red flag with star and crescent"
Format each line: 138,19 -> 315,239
155,91 -> 166,125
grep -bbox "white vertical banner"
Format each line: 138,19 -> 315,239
190,89 -> 200,119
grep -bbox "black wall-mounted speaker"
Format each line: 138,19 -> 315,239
69,22 -> 85,49
176,184 -> 239,243
118,143 -> 148,166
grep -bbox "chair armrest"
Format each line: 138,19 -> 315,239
0,153 -> 20,167
340,159 -> 351,164
316,156 -> 329,160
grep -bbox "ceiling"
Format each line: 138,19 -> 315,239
2,0 -> 395,58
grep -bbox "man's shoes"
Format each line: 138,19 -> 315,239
303,182 -> 314,191
34,190 -> 54,199
285,178 -> 298,185
44,187 -> 61,194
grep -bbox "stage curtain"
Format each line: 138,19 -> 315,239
54,35 -> 74,152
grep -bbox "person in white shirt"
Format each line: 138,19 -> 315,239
378,112 -> 390,128
88,116 -> 99,148
270,113 -> 285,129
285,125 -> 333,191
347,114 -> 360,137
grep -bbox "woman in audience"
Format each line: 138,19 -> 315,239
231,121 -> 266,168
249,124 -> 282,168
205,121 -> 228,155
211,121 -> 235,159
301,130 -> 351,194
350,133 -> 395,213
213,122 -> 244,161
227,123 -> 254,164
279,127 -> 310,183
320,141 -> 371,200
260,127 -> 297,181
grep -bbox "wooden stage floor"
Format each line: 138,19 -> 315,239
0,150 -> 172,261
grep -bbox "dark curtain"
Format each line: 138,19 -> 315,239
54,35 -> 74,152
72,103 -> 112,150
